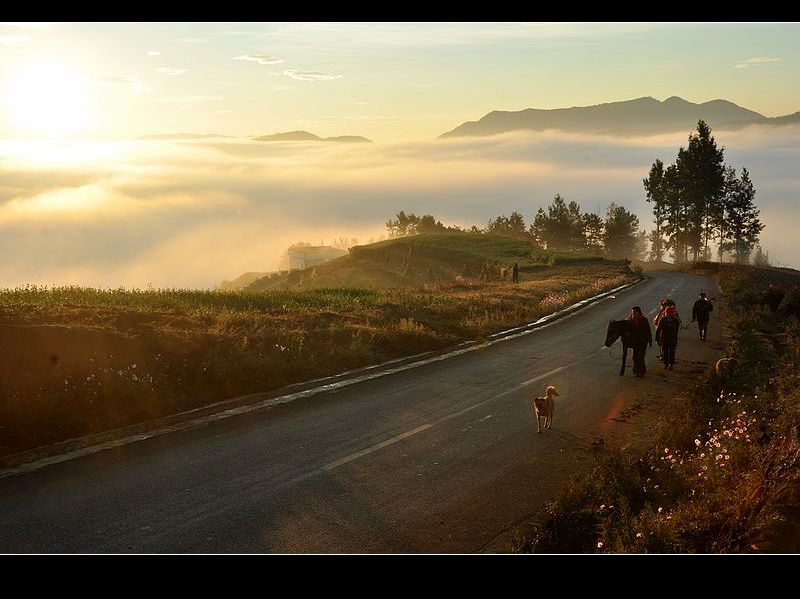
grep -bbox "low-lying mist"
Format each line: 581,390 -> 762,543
1,124 -> 798,289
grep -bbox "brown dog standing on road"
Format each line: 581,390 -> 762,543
533,385 -> 560,433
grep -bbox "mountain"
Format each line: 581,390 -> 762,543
438,96 -> 793,138
254,130 -> 372,142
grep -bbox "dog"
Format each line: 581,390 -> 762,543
715,357 -> 739,377
532,385 -> 560,433
715,357 -> 739,395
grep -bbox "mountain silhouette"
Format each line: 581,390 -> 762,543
439,96 -> 797,138
254,130 -> 372,142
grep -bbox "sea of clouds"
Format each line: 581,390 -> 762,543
1,124 -> 798,289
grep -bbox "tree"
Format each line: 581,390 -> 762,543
486,211 -> 530,240
661,163 -> 688,262
752,244 -> 770,267
417,214 -> 447,234
582,212 -> 605,255
386,211 -> 446,236
603,203 -> 640,258
643,159 -> 667,261
720,168 -> 764,263
530,194 -> 585,251
386,211 -> 417,237
675,120 -> 726,261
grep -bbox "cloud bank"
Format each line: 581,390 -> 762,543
1,125 -> 798,289
233,54 -> 283,65
283,70 -> 341,81
735,56 -> 782,69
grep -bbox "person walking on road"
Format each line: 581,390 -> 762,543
628,305 -> 653,377
691,291 -> 714,342
656,305 -> 680,370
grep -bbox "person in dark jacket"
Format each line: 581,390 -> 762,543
691,291 -> 714,341
628,305 -> 653,377
511,262 -> 519,284
656,305 -> 680,370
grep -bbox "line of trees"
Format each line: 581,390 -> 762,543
644,120 -> 764,264
386,195 -> 647,259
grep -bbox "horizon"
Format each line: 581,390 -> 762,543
1,22 -> 798,287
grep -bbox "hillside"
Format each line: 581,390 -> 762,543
438,96 -> 793,138
242,232 -> 611,292
217,271 -> 275,291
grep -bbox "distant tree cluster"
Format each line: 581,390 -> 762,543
385,194 -> 646,259
385,211 -> 449,237
643,120 -> 764,264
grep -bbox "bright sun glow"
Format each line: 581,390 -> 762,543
6,62 -> 90,136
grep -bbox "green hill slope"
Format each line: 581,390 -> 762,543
244,232 -> 611,292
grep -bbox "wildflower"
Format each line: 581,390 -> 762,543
131,362 -> 137,369
694,439 -> 701,447
597,541 -> 603,549
658,507 -> 663,513
664,448 -> 669,454
636,532 -> 642,538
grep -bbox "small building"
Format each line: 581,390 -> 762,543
287,246 -> 348,271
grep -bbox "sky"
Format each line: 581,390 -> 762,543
0,22 -> 799,288
2,22 -> 799,141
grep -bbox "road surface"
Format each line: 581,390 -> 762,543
0,270 -> 723,552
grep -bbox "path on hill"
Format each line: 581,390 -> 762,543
0,271 -> 726,553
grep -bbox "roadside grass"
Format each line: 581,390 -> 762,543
0,263 -> 635,457
513,262 -> 800,553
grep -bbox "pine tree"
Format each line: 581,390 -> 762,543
675,120 -> 726,261
582,212 -> 605,255
721,168 -> 764,263
603,203 -> 640,258
643,159 -> 667,261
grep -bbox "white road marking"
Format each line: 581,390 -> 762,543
322,424 -> 433,471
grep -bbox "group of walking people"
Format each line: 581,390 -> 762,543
625,291 -> 714,377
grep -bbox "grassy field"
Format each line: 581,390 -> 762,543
513,262 -> 800,553
244,232 -> 605,292
0,234 -> 635,457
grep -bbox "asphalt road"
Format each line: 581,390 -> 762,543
0,270 -> 723,553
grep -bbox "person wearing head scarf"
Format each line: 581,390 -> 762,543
628,305 -> 653,377
656,305 -> 680,370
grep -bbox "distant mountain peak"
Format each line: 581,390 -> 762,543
439,96 -> 776,139
254,130 -> 323,142
254,130 -> 372,143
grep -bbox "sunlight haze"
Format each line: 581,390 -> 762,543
1,21 -> 799,287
